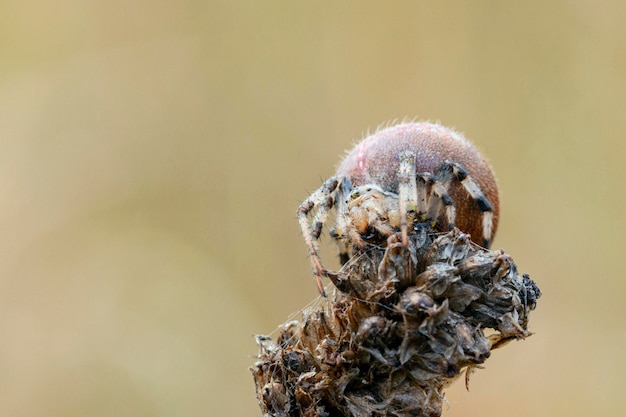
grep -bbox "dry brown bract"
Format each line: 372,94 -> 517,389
251,226 -> 540,417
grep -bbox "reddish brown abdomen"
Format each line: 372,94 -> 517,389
337,122 -> 500,245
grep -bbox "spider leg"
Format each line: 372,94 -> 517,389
296,176 -> 340,296
332,177 -> 353,266
415,173 -> 432,219
440,160 -> 495,248
419,171 -> 455,229
347,225 -> 366,249
430,167 -> 457,230
430,182 -> 456,230
398,151 -> 418,246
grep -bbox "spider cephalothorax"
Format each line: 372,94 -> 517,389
297,122 -> 500,295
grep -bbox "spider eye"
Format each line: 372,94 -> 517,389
350,190 -> 361,199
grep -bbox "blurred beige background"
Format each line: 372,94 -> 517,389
0,1 -> 624,416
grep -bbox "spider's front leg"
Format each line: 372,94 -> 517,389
398,151 -> 418,246
330,177 -> 353,267
296,176 -> 341,296
427,168 -> 457,231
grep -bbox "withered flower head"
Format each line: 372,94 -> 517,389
252,227 -> 540,417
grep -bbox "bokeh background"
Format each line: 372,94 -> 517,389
1,1 -> 624,416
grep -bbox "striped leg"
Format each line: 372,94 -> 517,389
398,151 -> 418,246
296,176 -> 340,296
439,161 -> 495,248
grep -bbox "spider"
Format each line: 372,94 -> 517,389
297,122 -> 500,295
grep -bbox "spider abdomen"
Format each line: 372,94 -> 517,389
336,122 -> 500,245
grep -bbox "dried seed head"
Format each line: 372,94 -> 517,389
252,227 -> 541,417
337,122 -> 500,245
